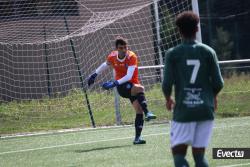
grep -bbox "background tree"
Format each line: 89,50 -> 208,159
211,27 -> 234,61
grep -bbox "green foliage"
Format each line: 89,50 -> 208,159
212,27 -> 234,60
160,6 -> 177,51
0,74 -> 249,134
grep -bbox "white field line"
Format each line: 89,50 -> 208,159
217,162 -> 250,167
0,123 -> 167,139
1,117 -> 250,139
0,132 -> 167,155
0,125 -> 135,139
0,123 -> 249,155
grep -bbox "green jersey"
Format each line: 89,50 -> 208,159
162,40 -> 224,122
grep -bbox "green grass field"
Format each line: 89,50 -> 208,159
0,117 -> 250,167
0,74 -> 250,134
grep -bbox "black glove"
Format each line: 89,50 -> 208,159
88,73 -> 98,86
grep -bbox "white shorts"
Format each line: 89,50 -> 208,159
170,120 -> 214,148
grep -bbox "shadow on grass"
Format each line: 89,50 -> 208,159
75,144 -> 132,153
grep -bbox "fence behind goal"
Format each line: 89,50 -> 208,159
0,0 -> 249,134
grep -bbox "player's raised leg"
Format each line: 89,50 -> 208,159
131,84 -> 156,121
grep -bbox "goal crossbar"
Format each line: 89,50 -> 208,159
138,59 -> 250,70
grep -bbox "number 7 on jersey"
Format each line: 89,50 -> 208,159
187,60 -> 200,84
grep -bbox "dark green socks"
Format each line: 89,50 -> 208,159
173,154 -> 189,167
193,152 -> 209,167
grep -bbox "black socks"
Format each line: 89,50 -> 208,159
136,92 -> 149,115
135,114 -> 144,139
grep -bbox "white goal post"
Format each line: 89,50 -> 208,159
114,0 -> 202,125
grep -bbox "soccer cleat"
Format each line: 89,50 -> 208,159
145,111 -> 157,121
133,137 -> 146,145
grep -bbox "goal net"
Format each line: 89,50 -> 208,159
0,0 -> 249,133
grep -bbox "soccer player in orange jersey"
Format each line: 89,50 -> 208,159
88,37 -> 156,144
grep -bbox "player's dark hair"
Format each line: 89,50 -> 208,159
175,11 -> 199,39
115,36 -> 128,48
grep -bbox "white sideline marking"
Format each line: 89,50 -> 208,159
0,125 -> 135,139
1,117 -> 250,139
0,132 -> 168,155
217,162 -> 250,167
0,123 -> 168,139
0,123 -> 249,155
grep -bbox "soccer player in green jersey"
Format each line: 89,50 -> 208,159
162,11 -> 224,167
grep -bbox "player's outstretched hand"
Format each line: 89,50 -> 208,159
166,97 -> 175,111
88,73 -> 98,86
102,81 -> 119,90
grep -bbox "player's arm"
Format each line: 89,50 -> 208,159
96,61 -> 110,74
162,49 -> 175,110
209,51 -> 224,111
102,56 -> 137,90
209,51 -> 224,96
88,61 -> 110,86
117,55 -> 137,85
117,66 -> 136,84
102,66 -> 135,90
